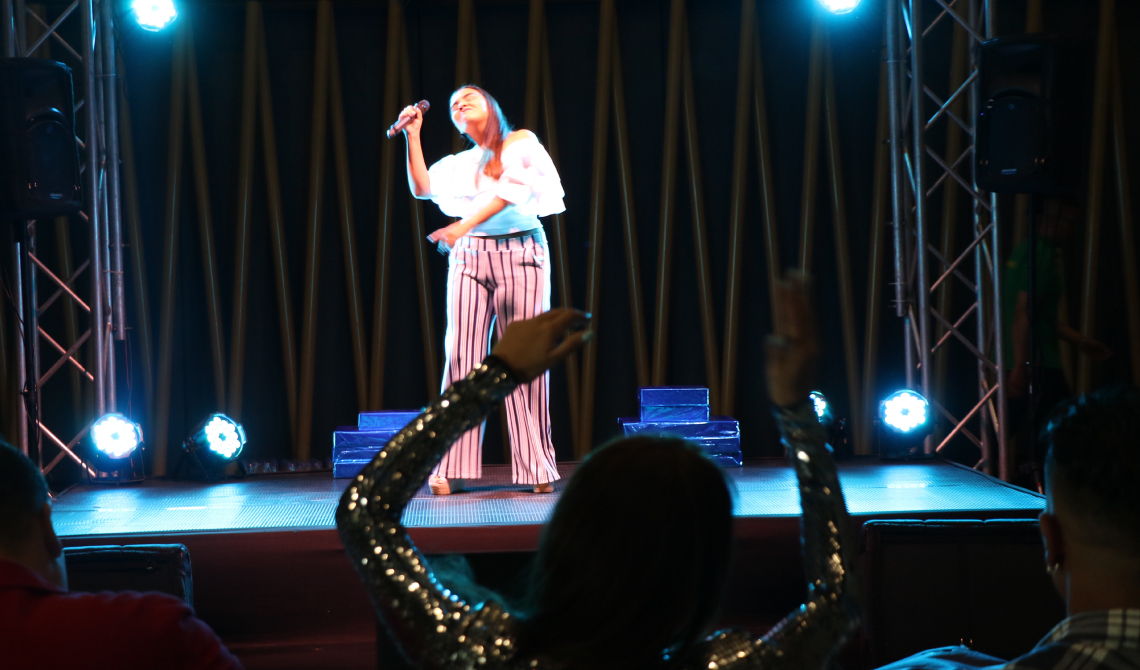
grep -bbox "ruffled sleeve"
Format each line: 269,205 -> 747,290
427,152 -> 478,218
495,136 -> 566,218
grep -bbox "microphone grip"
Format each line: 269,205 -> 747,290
387,100 -> 431,138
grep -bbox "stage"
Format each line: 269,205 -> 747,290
53,459 -> 1044,669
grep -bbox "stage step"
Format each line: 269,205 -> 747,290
626,386 -> 742,466
358,410 -> 421,431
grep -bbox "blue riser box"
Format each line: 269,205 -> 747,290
620,418 -> 739,439
333,460 -> 371,479
333,429 -> 399,461
358,410 -> 421,431
639,405 -> 710,423
638,387 -> 709,407
708,452 -> 743,467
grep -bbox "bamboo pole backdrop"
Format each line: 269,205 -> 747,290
53,0 -> 1137,477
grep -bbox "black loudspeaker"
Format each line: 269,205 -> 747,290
0,58 -> 82,220
976,36 -> 1080,194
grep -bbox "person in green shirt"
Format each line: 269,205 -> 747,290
1002,197 -> 1112,484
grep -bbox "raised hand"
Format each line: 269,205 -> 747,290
491,309 -> 592,383
765,272 -> 821,408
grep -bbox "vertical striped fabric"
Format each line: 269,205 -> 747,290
432,229 -> 560,485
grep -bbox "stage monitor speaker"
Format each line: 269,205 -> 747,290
976,35 -> 1080,194
0,58 -> 83,220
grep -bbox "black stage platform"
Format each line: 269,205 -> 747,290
52,460 -> 1044,669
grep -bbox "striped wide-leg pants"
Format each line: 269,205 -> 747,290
432,230 -> 559,485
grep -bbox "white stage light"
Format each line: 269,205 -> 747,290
91,413 -> 143,460
810,390 -> 829,422
819,0 -> 861,15
880,390 -> 929,434
193,414 -> 247,461
133,0 -> 177,32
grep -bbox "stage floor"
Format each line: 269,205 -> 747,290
53,458 -> 1043,542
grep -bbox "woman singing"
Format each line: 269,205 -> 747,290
398,86 -> 567,495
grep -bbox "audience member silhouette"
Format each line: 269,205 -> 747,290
876,385 -> 1140,670
0,441 -> 242,670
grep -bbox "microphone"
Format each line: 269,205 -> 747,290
387,100 -> 430,138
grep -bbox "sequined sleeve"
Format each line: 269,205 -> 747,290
336,357 -> 521,669
691,400 -> 860,670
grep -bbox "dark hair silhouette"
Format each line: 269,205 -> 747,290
1042,384 -> 1140,555
0,441 -> 50,547
451,85 -> 513,179
514,435 -> 735,668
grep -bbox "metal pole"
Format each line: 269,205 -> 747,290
887,0 -> 912,392
100,0 -> 124,345
651,0 -> 684,387
81,0 -> 104,416
908,0 -> 933,428
2,0 -> 14,57
13,242 -> 28,454
579,0 -> 614,456
228,1 -> 261,420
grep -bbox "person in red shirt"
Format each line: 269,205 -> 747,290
0,441 -> 242,670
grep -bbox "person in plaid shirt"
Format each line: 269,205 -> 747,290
876,385 -> 1140,670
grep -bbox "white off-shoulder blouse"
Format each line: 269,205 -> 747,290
426,134 -> 566,236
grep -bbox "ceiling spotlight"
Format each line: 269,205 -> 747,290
818,0 -> 861,15
89,413 -> 146,483
133,0 -> 177,32
179,414 -> 247,479
809,390 -> 833,426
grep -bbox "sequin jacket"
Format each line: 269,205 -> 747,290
337,357 -> 860,670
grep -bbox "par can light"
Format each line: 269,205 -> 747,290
91,413 -> 143,460
809,390 -> 834,427
185,414 -> 247,461
880,390 -> 930,434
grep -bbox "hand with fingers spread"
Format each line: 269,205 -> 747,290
766,272 -> 822,408
491,308 -> 593,383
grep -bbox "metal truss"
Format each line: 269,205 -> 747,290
2,0 -> 125,477
886,0 -> 1008,477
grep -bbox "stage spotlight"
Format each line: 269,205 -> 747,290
133,0 -> 177,31
92,412 -> 142,459
810,390 -> 834,426
89,413 -> 146,483
818,0 -> 861,15
178,414 -> 247,479
878,390 -> 934,458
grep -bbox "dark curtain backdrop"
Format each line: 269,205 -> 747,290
28,0 -> 1136,479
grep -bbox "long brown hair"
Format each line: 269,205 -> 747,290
453,85 -> 513,179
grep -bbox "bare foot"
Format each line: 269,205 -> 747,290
533,482 -> 554,494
